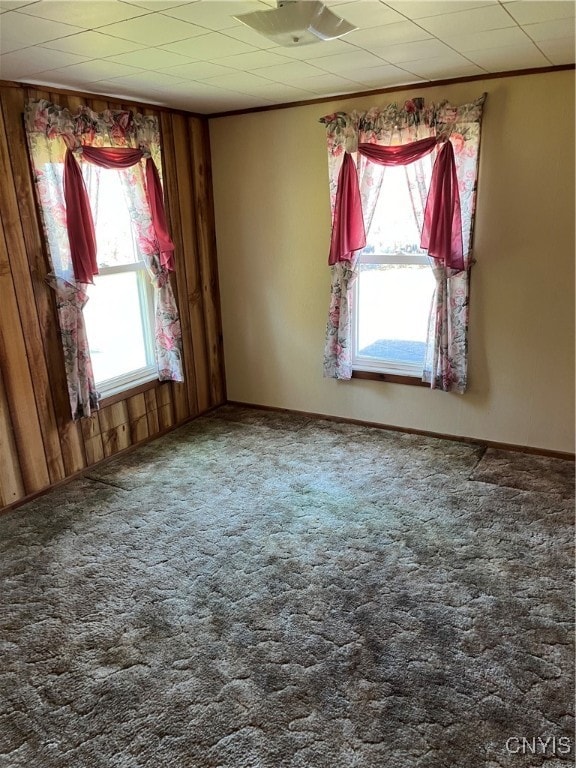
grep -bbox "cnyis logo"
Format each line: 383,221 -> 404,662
505,736 -> 573,756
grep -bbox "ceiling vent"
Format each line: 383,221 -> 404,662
234,0 -> 357,47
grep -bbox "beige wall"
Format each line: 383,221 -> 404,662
209,70 -> 575,453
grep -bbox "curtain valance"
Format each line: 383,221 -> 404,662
328,135 -> 463,272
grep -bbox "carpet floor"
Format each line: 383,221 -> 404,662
0,405 -> 573,768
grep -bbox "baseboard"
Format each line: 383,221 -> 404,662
226,401 -> 575,461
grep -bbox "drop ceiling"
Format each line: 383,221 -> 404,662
0,0 -> 574,115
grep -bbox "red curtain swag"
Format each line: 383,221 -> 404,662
327,153 -> 366,265
328,135 -> 464,272
63,146 -> 175,284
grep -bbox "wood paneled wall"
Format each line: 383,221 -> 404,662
0,83 -> 226,512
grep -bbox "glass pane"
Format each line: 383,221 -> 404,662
363,163 -> 432,257
357,264 -> 435,368
82,165 -> 139,268
84,271 -> 151,384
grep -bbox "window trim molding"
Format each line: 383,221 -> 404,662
98,378 -> 161,409
351,370 -> 429,387
97,367 -> 158,400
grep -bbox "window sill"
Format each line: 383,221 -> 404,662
352,370 -> 429,387
98,377 -> 160,408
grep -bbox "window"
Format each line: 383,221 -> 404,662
352,163 -> 435,378
322,96 -> 485,392
81,165 -> 157,398
25,99 -> 184,420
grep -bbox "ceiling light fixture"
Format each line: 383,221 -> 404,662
234,0 -> 357,47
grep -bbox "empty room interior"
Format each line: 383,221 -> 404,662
0,1 -> 574,766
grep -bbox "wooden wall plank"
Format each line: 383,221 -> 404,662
159,112 -> 194,423
145,388 -> 160,435
0,206 -> 50,493
127,393 -> 149,444
86,99 -> 113,118
83,437 -> 105,466
172,114 -> 211,414
0,87 -> 67,484
0,361 -> 25,507
156,382 -> 175,430
60,95 -> 86,112
99,401 -> 130,458
189,117 -> 226,407
99,401 -> 129,431
80,413 -> 104,465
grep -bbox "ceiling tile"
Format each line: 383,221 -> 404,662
0,10 -> 85,51
0,46 -> 89,78
77,79 -> 176,105
416,5 -> 517,37
332,1 -> 406,27
55,59 -> 146,82
162,31 -> 257,59
345,20 -> 432,47
95,13 -> 207,45
523,19 -> 576,43
41,31 -> 146,58
0,0 -> 38,13
466,42 -> 551,70
442,25 -> 531,53
15,1 -> 149,27
122,1 -> 190,10
104,70 -> 188,88
164,84 -> 273,114
400,56 -> 486,79
160,61 -> 237,80
368,38 -> 454,63
154,80 -> 242,98
502,1 -> 575,25
251,60 -> 326,83
162,2 -> 262,31
240,82 -> 321,102
218,23 -> 279,49
345,64 -> 425,87
212,50 -> 294,70
0,0 -> 40,12
384,1 -> 497,19
267,38 -> 355,59
289,72 -> 362,94
312,49 -> 390,74
22,60 -> 145,87
104,47 -> 194,70
197,71 -> 275,95
537,37 -> 575,65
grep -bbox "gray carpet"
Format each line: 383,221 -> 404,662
0,405 -> 574,768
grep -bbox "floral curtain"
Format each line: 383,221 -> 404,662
323,118 -> 387,378
320,94 -> 485,392
25,99 -> 184,419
